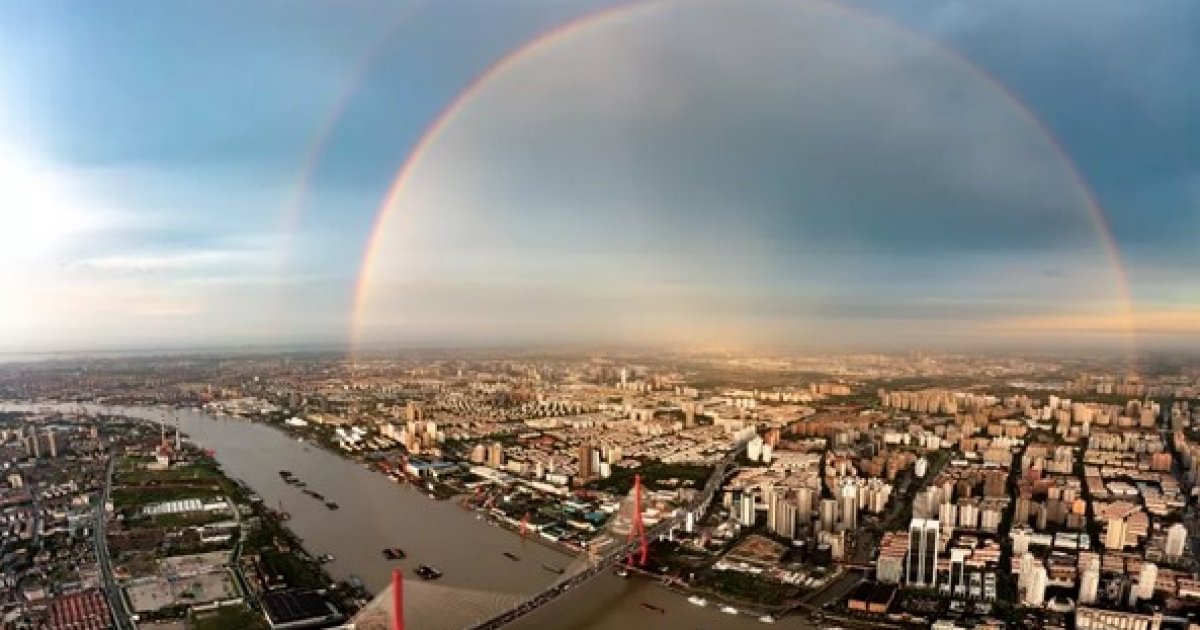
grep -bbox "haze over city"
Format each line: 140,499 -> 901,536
1,0 -> 1198,354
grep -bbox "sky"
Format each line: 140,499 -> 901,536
0,0 -> 1197,354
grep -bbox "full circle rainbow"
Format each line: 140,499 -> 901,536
344,0 -> 1137,360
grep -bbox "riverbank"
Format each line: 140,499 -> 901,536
7,401 -> 826,629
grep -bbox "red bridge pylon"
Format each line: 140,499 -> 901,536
626,474 -> 648,567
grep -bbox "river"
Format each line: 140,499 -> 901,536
4,402 -> 819,630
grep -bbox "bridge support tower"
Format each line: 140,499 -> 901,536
626,474 -> 648,567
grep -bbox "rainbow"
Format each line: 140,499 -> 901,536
336,0 -> 1136,360
275,0 -> 430,272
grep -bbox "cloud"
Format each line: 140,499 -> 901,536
357,0 -> 1127,349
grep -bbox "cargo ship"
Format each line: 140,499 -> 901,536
414,564 -> 442,580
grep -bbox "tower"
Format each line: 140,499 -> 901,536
391,568 -> 404,630
627,474 -> 648,568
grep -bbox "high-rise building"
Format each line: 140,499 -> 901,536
914,457 -> 929,478
1024,565 -> 1048,607
738,493 -> 756,527
1012,528 -> 1030,557
949,548 -> 968,597
487,442 -> 505,469
682,402 -> 697,428
938,503 -> 957,533
1165,523 -> 1187,559
46,430 -> 57,458
1105,518 -> 1127,550
840,483 -> 859,531
1018,552 -> 1036,595
577,443 -> 595,481
796,486 -> 814,522
819,498 -> 838,533
984,470 -> 1007,497
770,496 -> 798,539
1079,556 -> 1100,605
1132,563 -> 1157,605
747,437 -> 764,462
906,518 -> 940,588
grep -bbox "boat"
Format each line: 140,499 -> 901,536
687,596 -> 708,607
639,603 -> 665,614
542,564 -> 565,575
278,470 -> 293,478
325,502 -> 339,510
317,554 -> 335,563
502,552 -> 520,561
614,568 -> 629,578
383,548 -> 407,560
721,606 -> 738,615
414,564 -> 442,580
758,614 -> 776,623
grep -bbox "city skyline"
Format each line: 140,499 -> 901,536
1,0 -> 1198,353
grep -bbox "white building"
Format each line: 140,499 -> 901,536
1079,556 -> 1100,605
1165,523 -> 1187,559
1024,565 -> 1048,607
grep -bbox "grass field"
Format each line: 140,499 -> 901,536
192,605 -> 268,630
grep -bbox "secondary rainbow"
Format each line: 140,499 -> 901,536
347,0 -> 1137,360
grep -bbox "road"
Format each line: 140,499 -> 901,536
95,455 -> 135,630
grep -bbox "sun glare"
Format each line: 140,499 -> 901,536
0,146 -> 103,264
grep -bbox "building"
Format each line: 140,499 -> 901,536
796,486 -> 814,521
949,548 -> 968,597
738,493 -> 756,528
877,555 -> 904,584
769,496 -> 798,539
840,483 -> 859,531
577,443 -> 594,481
1018,552 -> 1036,595
1079,556 -> 1100,605
819,498 -> 838,532
906,518 -> 940,588
1165,522 -> 1187,560
1024,565 -> 1048,607
1130,562 -> 1157,606
1105,517 -> 1127,551
486,442 -> 505,469
1012,528 -> 1030,556
1076,606 -> 1163,630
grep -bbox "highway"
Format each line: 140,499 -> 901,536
95,455 -> 135,630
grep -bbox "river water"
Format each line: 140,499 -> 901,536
4,402 -> 817,630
